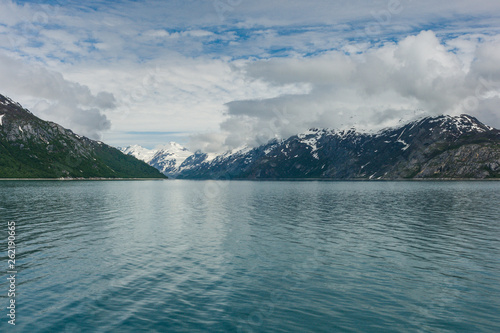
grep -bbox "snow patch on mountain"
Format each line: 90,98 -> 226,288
0,96 -> 13,106
121,114 -> 498,179
121,142 -> 193,177
396,139 -> 410,151
153,142 -> 193,168
121,145 -> 157,163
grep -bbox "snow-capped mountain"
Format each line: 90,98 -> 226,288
124,114 -> 500,180
121,142 -> 192,177
121,145 -> 158,163
175,114 -> 500,179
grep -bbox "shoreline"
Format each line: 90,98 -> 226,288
168,178 -> 500,182
0,178 -> 167,181
0,177 -> 499,181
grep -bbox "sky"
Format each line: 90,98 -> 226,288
0,0 -> 500,151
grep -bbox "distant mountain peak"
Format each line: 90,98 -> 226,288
121,143 -> 193,177
121,145 -> 158,163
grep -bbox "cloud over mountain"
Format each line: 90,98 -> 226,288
0,0 -> 499,149
0,53 -> 115,139
190,31 -> 500,152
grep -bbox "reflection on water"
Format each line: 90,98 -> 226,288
0,180 -> 499,332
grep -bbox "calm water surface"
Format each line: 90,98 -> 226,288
0,180 -> 499,332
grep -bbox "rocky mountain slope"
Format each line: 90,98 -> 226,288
127,114 -> 500,180
121,142 -> 193,177
0,94 -> 166,179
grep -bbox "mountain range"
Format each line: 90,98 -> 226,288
0,93 -> 166,179
123,114 -> 500,180
2,91 -> 498,180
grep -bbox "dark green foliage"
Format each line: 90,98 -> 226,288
93,144 -> 167,178
0,93 -> 167,179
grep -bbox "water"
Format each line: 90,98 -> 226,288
0,180 -> 499,332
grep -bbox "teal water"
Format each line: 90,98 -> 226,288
0,180 -> 499,332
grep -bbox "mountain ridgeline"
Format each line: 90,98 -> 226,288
0,94 -> 166,179
121,142 -> 192,178
5,90 -> 498,180
124,115 -> 500,180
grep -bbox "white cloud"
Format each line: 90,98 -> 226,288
1,1 -> 500,151
143,29 -> 170,38
210,31 -> 500,151
58,56 -> 310,147
0,53 -> 114,139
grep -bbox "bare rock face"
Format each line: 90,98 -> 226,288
412,144 -> 500,178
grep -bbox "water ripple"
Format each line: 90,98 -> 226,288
0,181 -> 499,332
